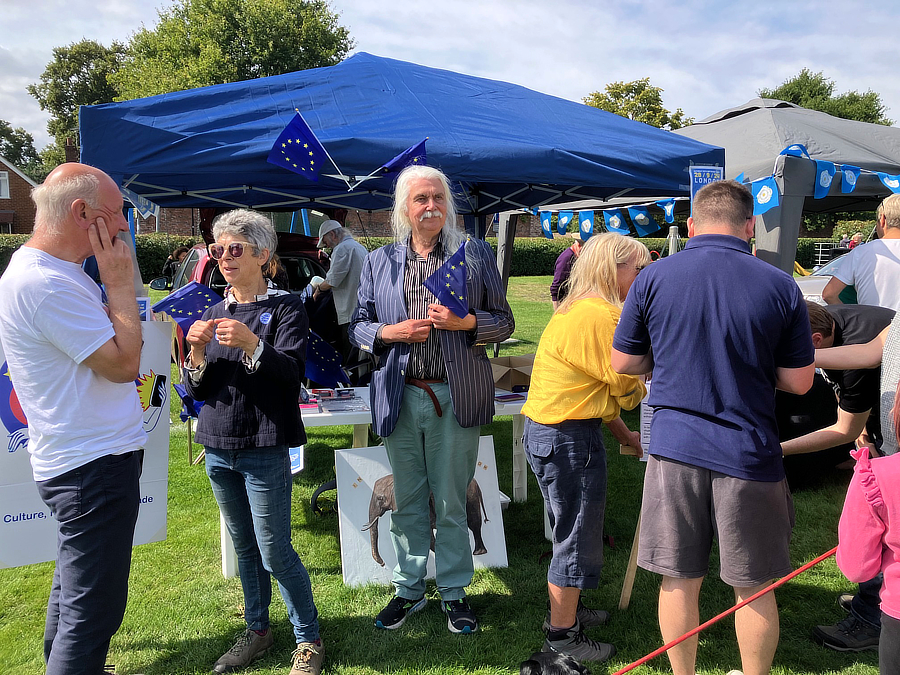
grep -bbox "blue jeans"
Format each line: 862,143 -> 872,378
36,450 -> 143,675
205,445 -> 319,643
852,574 -> 884,629
524,417 -> 607,589
383,383 -> 480,601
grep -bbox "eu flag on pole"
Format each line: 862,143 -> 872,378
267,112 -> 330,181
579,211 -> 594,239
603,209 -> 630,235
751,177 -> 780,215
151,281 -> 220,334
539,211 -> 553,240
628,206 -> 660,236
814,160 -> 836,199
377,139 -> 427,178
841,165 -> 861,194
423,241 -> 469,319
305,331 -> 347,387
656,199 -> 676,224
557,211 -> 574,235
878,172 -> 900,194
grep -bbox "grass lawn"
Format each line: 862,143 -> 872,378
0,276 -> 876,674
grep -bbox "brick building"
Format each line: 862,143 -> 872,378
0,156 -> 38,234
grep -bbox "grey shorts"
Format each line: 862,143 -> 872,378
637,455 -> 795,587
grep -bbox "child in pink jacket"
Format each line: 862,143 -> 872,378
838,384 -> 900,673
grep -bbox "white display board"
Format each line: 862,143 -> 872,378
0,321 -> 172,568
335,436 -> 507,587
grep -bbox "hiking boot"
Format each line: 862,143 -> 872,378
290,640 -> 324,675
374,595 -> 426,630
442,598 -> 478,634
838,592 -> 854,613
212,628 -> 274,673
543,620 -> 616,663
813,615 -> 880,652
542,599 -> 610,632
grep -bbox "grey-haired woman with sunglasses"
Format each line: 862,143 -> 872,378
183,209 -> 324,675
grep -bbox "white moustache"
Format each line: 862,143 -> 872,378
419,209 -> 442,222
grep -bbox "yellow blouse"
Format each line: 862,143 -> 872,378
522,297 -> 646,425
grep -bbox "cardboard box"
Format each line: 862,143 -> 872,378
490,354 -> 534,392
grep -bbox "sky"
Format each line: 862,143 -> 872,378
3,0 -> 899,151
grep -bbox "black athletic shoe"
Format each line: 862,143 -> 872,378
813,615 -> 880,652
442,598 -> 478,634
374,595 -> 426,630
542,599 -> 610,632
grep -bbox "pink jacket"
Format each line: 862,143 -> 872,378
837,447 -> 900,621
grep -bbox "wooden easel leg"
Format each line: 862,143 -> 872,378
187,417 -> 193,464
618,513 -> 642,610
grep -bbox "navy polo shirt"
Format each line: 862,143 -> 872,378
613,234 -> 814,481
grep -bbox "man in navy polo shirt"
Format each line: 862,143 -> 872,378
611,180 -> 815,675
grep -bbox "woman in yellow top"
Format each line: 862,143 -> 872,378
522,233 -> 649,664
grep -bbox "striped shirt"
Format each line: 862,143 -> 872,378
405,236 -> 447,379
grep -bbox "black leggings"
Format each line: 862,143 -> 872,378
881,612 -> 900,675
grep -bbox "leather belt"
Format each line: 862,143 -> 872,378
405,377 -> 444,417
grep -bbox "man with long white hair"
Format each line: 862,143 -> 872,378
0,163 -> 145,674
350,165 -> 514,634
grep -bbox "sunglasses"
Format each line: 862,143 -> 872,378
208,242 -> 257,260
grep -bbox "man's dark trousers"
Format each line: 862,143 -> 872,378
36,450 -> 143,675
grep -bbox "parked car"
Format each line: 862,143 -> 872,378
794,253 -> 857,305
151,232 -> 330,297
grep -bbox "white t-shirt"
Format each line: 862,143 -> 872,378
0,247 -> 146,481
833,238 -> 900,310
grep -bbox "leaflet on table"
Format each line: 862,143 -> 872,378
319,396 -> 370,413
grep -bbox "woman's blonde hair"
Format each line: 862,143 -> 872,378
557,233 -> 650,313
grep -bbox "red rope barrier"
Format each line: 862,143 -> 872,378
609,546 -> 838,675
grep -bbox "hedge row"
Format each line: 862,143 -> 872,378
0,234 -> 838,282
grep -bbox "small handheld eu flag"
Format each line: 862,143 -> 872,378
267,112 -> 330,182
423,241 -> 469,319
151,282 -> 220,334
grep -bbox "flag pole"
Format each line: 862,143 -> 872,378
294,108 -> 352,190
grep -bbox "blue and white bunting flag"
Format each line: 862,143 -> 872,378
733,172 -> 746,184
423,241 -> 469,319
780,144 -> 811,159
267,112 -> 330,181
878,172 -> 900,193
306,331 -> 347,387
557,210 -> 574,235
656,199 -> 676,224
376,138 -> 427,178
578,211 -> 594,239
539,211 -> 553,240
814,161 -> 836,199
751,176 -> 780,215
151,281 -> 220,334
628,206 -> 660,236
841,165 -> 861,194
603,209 -> 630,235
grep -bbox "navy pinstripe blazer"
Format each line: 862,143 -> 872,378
349,237 -> 515,437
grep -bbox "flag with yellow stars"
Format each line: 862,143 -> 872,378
424,241 -> 469,319
151,281 -> 220,334
306,331 -> 347,387
267,112 -> 329,181
376,138 -> 427,178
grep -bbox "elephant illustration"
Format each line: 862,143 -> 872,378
361,474 -> 490,566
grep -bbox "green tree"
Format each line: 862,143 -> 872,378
0,120 -> 45,181
111,0 -> 354,100
27,40 -> 126,151
758,68 -> 892,125
583,78 -> 692,130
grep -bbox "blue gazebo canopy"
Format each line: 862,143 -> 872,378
80,52 -> 723,214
